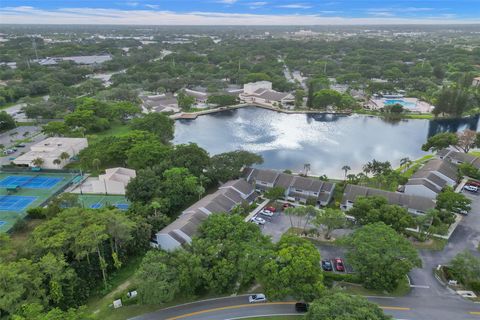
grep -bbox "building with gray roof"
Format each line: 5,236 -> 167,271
342,184 -> 435,215
152,179 -> 255,251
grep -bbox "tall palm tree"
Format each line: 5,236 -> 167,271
53,158 -> 62,166
400,157 -> 412,173
341,165 -> 351,180
32,157 -> 44,168
304,163 -> 311,176
92,158 -> 101,172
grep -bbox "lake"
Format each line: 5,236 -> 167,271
173,107 -> 479,178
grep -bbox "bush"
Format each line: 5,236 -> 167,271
11,218 -> 28,232
469,281 -> 480,292
323,272 -> 362,284
26,207 -> 46,219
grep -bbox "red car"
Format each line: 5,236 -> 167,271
282,203 -> 294,209
467,181 -> 480,188
265,206 -> 276,212
334,258 -> 345,272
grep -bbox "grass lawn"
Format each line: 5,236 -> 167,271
91,123 -> 132,138
410,237 -> 447,251
336,276 -> 410,297
244,317 -> 303,320
469,151 -> 480,157
397,154 -> 435,178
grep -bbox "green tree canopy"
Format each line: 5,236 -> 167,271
130,113 -> 174,144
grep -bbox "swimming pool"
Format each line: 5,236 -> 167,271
384,99 -> 417,108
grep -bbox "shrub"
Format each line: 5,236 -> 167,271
323,272 -> 362,284
26,207 -> 46,219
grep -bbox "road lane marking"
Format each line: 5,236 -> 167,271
380,306 -> 411,311
166,302 -> 410,319
165,302 -> 295,320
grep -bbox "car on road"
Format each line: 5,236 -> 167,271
250,216 -> 266,225
260,209 -> 274,217
265,206 -> 276,212
15,143 -> 26,148
321,260 -> 333,271
295,302 -> 309,312
334,258 -> 345,272
248,294 -> 266,303
464,185 -> 478,193
467,181 -> 480,188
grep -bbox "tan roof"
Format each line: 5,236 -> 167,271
256,169 -> 280,184
410,171 -> 447,188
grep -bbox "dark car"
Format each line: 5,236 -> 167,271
321,260 -> 333,271
334,258 -> 345,272
295,302 -> 309,313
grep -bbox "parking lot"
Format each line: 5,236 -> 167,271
0,126 -> 45,166
252,204 -> 353,273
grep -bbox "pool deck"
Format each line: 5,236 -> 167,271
367,97 -> 434,113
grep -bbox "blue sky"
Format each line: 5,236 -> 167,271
1,0 -> 479,24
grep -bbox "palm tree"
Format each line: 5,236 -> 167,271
304,163 -> 311,176
341,165 -> 351,180
53,158 -> 62,166
60,152 -> 70,163
400,157 -> 412,173
92,158 -> 101,172
32,157 -> 44,168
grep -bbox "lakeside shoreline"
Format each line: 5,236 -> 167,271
170,103 -> 477,121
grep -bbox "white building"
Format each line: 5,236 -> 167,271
240,81 -> 294,108
13,137 -> 88,169
91,167 -> 136,195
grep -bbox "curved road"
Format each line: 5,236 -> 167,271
132,193 -> 480,320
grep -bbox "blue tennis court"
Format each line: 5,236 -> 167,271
0,176 -> 62,189
89,202 -> 129,210
0,195 -> 38,211
90,202 -> 102,209
0,221 -> 5,227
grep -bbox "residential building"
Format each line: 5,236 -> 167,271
13,137 -> 88,169
140,93 -> 179,113
90,167 -> 136,195
341,184 -> 436,216
437,148 -> 480,170
151,179 -> 255,251
185,88 -> 209,104
244,168 -> 335,206
240,81 -> 294,108
404,159 -> 458,198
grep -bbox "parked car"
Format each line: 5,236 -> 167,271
295,302 -> 309,312
265,206 -> 276,212
248,294 -> 267,303
15,143 -> 26,148
467,181 -> 480,188
464,185 -> 478,193
321,260 -> 333,271
250,216 -> 266,225
283,203 -> 294,209
334,258 -> 345,272
260,209 -> 274,217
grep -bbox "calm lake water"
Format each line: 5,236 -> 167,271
174,107 -> 480,178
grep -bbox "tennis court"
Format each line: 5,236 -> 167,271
0,175 -> 62,189
78,194 -> 130,210
0,195 -> 38,211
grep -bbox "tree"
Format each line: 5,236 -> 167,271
415,209 -> 449,241
160,167 -> 200,211
284,205 -> 320,231
260,234 -> 323,301
32,158 -> 44,168
59,152 -> 70,163
449,251 -> 480,288
399,157 -> 411,172
436,188 -> 471,214
421,132 -> 459,152
53,159 -> 61,166
457,129 -> 477,153
169,144 -> 211,177
92,158 -> 101,172
177,91 -> 195,111
341,165 -> 351,180
42,121 -> 70,137
0,111 -> 16,132
111,101 -> 141,122
207,94 -> 237,107
313,208 -> 346,239
344,222 -> 421,291
130,113 -> 174,144
264,187 -> 285,201
306,292 -> 391,320
348,196 -> 414,233
312,89 -> 343,109
208,150 -> 263,182
135,250 -> 180,304
294,89 -> 305,108
458,163 -> 480,180
126,141 -> 170,170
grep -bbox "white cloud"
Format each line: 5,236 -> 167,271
249,1 -> 268,6
217,0 -> 238,4
125,2 -> 139,7
145,4 -> 160,9
277,3 -> 312,9
0,6 -> 477,25
367,8 -> 394,17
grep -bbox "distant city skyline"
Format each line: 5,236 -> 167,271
0,0 -> 479,25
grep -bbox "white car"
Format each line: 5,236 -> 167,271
464,185 -> 478,193
248,294 -> 267,303
260,209 -> 274,217
250,216 -> 266,225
